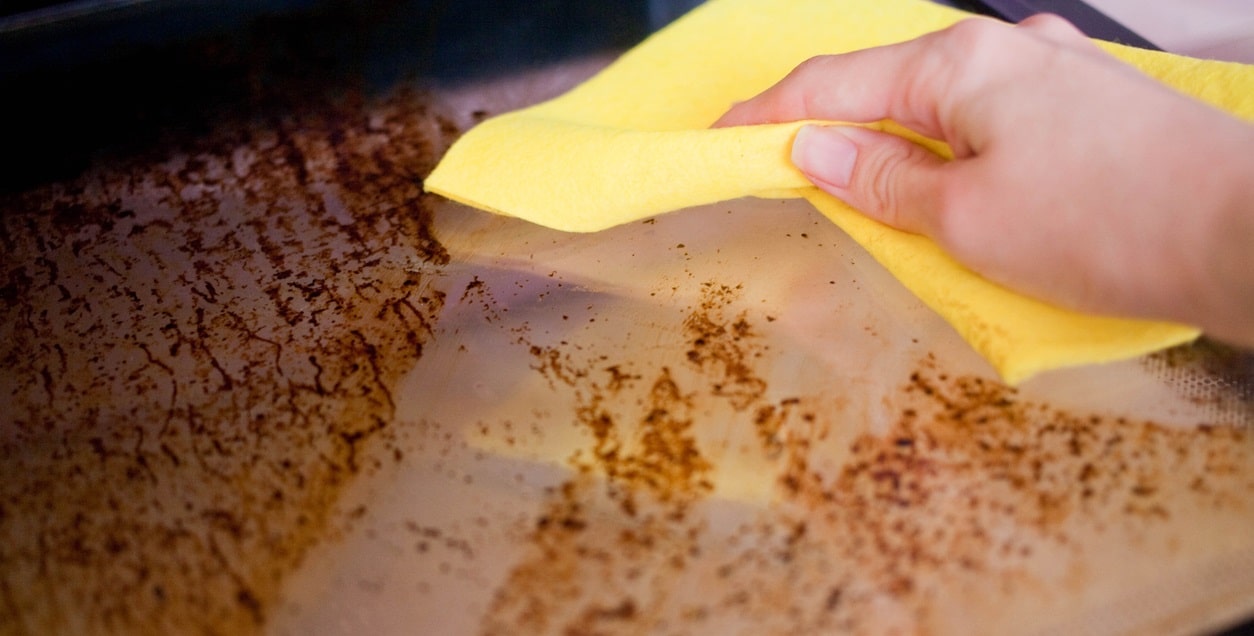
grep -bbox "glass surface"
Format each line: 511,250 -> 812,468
2,2 -> 1252,634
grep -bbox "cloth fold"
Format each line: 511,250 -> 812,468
426,0 -> 1254,384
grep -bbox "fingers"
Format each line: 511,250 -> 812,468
716,14 -> 1120,246
791,125 -> 949,236
711,28 -> 961,138
713,15 -> 1106,134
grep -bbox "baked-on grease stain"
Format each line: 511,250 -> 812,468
0,86 -> 457,634
468,278 -> 1254,633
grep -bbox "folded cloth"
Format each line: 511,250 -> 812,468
426,0 -> 1254,384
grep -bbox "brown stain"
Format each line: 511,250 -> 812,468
470,277 -> 1254,634
0,85 -> 458,634
760,358 -> 1252,632
479,281 -> 768,634
683,281 -> 766,410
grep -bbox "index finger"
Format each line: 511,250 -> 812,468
711,19 -> 1000,142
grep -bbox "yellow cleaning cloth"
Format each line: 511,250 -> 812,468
426,0 -> 1254,384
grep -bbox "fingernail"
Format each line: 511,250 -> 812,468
792,125 -> 857,189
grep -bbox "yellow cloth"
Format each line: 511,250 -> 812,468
426,0 -> 1254,384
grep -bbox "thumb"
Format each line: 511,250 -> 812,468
791,125 -> 947,236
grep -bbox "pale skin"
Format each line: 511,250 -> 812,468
715,14 -> 1254,347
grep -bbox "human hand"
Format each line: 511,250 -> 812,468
715,15 -> 1254,346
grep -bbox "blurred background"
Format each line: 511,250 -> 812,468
0,0 -> 702,194
2,0 -> 1250,195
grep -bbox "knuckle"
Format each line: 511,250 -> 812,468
1019,13 -> 1094,49
1020,12 -> 1067,29
792,56 -> 837,117
1020,12 -> 1079,36
899,20 -> 1007,130
792,55 -> 831,75
943,18 -> 1006,58
791,55 -> 838,87
938,19 -> 1019,80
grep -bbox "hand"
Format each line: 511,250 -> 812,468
715,15 -> 1254,346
